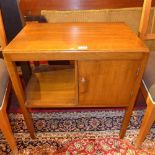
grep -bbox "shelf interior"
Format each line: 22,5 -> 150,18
26,68 -> 76,108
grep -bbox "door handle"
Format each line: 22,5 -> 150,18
79,77 -> 88,94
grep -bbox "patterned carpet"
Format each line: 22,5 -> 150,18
0,109 -> 155,154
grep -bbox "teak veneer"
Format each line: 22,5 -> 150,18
3,22 -> 149,138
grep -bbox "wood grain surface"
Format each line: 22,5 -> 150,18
3,23 -> 148,61
78,60 -> 141,106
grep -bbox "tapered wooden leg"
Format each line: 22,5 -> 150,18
135,104 -> 155,148
4,60 -> 35,138
0,112 -> 17,154
119,105 -> 134,139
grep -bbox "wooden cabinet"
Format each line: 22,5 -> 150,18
3,22 -> 149,138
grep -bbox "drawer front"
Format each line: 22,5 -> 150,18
78,60 -> 141,107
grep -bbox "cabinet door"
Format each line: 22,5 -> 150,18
78,60 -> 141,106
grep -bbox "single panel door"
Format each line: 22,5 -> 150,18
78,60 -> 141,106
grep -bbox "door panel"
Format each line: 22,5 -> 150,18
78,60 -> 140,106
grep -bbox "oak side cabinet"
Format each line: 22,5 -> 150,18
3,22 -> 149,138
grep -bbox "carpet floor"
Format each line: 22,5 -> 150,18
0,109 -> 155,154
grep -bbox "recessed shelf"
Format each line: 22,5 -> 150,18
26,68 -> 76,108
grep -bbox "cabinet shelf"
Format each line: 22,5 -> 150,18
26,68 -> 76,108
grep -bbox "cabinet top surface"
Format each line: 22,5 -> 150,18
4,22 -> 148,54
